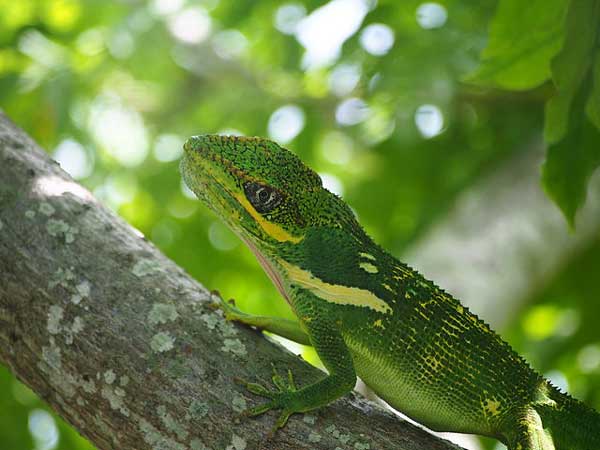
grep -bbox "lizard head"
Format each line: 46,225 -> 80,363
180,134 -> 356,252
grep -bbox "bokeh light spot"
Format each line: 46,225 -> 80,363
152,219 -> 178,249
208,221 -> 239,251
44,0 -> 81,32
89,95 -> 149,167
150,0 -> 184,16
319,172 -> 345,196
217,128 -> 244,136
523,305 -> 560,341
180,179 -> 197,200
362,106 -> 396,144
267,104 -> 305,143
28,409 -> 58,450
545,370 -> 569,393
320,131 -> 353,165
415,104 -> 444,138
578,344 -> 600,374
336,97 -> 370,126
167,196 -> 197,219
212,29 -> 248,60
329,63 -> 361,97
96,174 -> 139,209
53,139 -> 93,179
360,23 -> 395,56
76,28 -> 105,56
274,3 -> 307,35
167,7 -> 211,44
296,0 -> 369,69
128,9 -> 154,32
108,30 -> 135,59
154,134 -> 184,162
416,2 -> 448,29
18,30 -> 64,69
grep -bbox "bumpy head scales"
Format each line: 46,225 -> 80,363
181,135 -> 352,247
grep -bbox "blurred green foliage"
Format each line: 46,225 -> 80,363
470,0 -> 600,227
1,0 -> 599,449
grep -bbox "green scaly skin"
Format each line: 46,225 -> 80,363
180,135 -> 600,450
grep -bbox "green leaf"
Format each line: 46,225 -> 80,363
466,0 -> 567,90
542,78 -> 600,228
586,53 -> 600,131
544,1 -> 600,144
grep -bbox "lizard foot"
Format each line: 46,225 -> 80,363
235,365 -> 299,432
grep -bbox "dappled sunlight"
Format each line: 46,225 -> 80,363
34,176 -> 94,201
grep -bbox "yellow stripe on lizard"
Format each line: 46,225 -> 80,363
278,259 -> 392,314
233,192 -> 304,243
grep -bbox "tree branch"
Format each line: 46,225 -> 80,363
0,112 -> 463,450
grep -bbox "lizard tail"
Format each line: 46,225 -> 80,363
504,386 -> 600,450
532,387 -> 600,450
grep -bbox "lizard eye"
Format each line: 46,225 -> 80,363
243,181 -> 282,213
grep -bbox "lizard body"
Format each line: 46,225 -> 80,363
180,135 -> 600,450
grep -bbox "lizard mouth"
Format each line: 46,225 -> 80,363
181,152 -> 273,247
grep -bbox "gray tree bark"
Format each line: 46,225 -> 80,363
0,112 -> 463,450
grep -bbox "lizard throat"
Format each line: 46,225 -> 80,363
240,236 -> 291,307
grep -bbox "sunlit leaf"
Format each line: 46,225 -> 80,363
466,0 -> 567,90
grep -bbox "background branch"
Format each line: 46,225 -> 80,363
0,112 -> 462,450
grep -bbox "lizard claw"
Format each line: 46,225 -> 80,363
207,291 -> 240,320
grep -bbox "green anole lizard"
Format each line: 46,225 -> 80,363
180,134 -> 600,450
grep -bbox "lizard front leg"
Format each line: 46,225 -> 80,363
239,293 -> 357,429
213,292 -> 311,345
